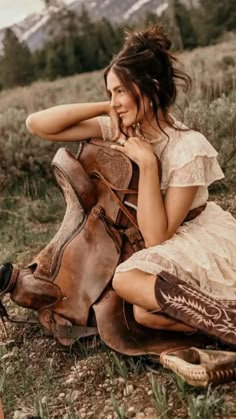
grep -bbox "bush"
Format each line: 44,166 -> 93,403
184,92 -> 236,171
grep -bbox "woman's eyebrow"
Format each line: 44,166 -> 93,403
107,85 -> 122,93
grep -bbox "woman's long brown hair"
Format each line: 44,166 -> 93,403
104,26 -> 191,139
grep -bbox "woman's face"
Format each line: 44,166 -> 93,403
106,69 -> 152,128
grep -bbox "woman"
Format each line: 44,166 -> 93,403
2,26 -> 236,338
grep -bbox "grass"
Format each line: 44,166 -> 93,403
187,386 -> 228,419
111,394 -> 127,419
0,318 -> 235,417
107,352 -> 129,383
149,375 -> 169,419
0,181 -> 64,265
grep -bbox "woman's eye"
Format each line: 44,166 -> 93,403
118,88 -> 125,94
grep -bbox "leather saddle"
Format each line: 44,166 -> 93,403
1,139 -> 208,354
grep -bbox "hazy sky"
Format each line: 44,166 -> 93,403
0,0 -> 74,29
0,0 -> 44,29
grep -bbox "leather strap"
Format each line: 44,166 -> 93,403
8,314 -> 39,324
54,324 -> 98,339
91,170 -> 138,229
124,226 -> 145,251
183,203 -> 207,223
92,169 -> 137,195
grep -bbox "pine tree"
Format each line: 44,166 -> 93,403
167,0 -> 184,49
172,0 -> 198,49
94,18 -> 123,68
44,43 -> 66,79
33,48 -> 47,79
76,6 -> 99,71
41,3 -> 81,78
199,0 -> 236,44
0,28 -> 35,88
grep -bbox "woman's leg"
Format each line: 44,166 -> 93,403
133,305 -> 194,332
112,269 -> 158,310
112,269 -> 195,332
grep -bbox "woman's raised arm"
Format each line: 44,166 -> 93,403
26,101 -> 110,142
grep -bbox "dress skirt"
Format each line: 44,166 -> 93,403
115,202 -> 236,301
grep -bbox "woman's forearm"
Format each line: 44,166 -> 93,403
26,101 -> 110,134
137,160 -> 168,247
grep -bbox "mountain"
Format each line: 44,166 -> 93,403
0,0 -> 197,53
69,0 -> 168,23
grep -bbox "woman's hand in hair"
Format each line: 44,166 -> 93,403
110,127 -> 156,169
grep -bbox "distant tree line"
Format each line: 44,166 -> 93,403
146,0 -> 236,50
0,0 -> 235,90
0,6 -> 124,90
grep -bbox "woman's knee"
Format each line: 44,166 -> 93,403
112,272 -> 128,295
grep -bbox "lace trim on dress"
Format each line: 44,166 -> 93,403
168,156 -> 225,187
160,130 -> 225,188
97,116 -> 114,141
170,131 -> 221,169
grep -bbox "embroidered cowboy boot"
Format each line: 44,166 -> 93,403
155,271 -> 236,347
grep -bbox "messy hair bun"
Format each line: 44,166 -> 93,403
124,26 -> 172,54
104,25 -> 191,136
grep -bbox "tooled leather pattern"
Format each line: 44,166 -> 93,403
81,143 -> 133,222
96,148 -> 131,188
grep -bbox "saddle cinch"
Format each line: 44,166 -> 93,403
2,139 -> 236,388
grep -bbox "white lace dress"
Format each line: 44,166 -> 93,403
98,116 -> 236,301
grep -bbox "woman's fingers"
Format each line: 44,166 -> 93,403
127,127 -> 132,137
111,121 -> 121,141
110,144 -> 126,152
112,122 -> 142,142
112,127 -> 121,141
111,122 -> 136,142
127,126 -> 136,137
135,124 -> 143,139
109,106 -> 121,141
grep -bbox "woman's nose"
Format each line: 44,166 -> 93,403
110,95 -> 120,109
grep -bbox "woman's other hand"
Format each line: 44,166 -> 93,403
110,126 -> 156,169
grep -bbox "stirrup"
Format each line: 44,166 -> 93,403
160,347 -> 236,388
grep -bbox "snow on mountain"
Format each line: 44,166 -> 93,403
156,2 -> 168,16
0,0 -> 191,53
123,0 -> 153,20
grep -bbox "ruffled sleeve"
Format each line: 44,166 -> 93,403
166,131 -> 224,188
97,116 -> 114,141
